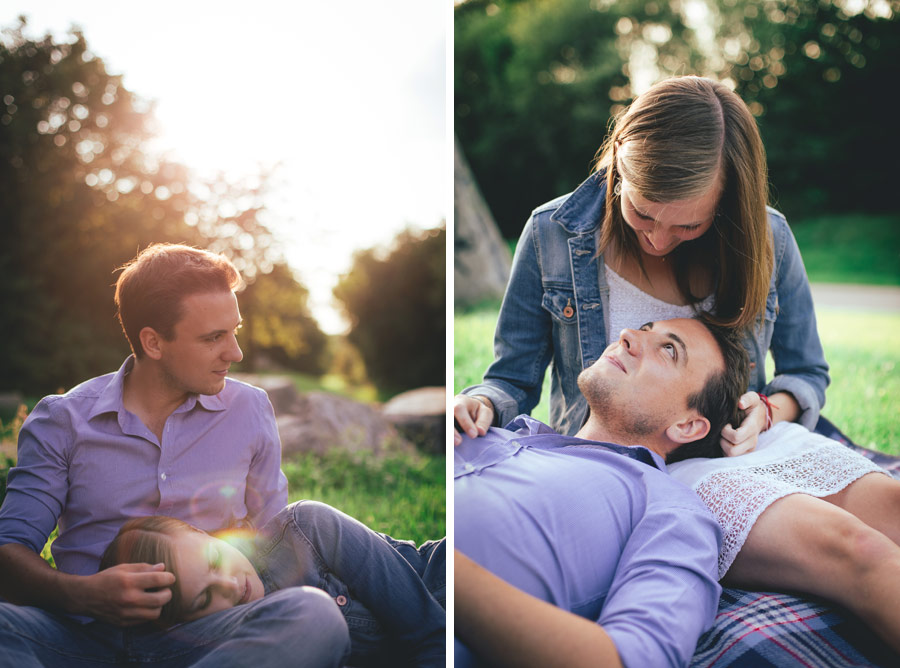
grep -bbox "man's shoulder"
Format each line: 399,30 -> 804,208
38,370 -> 118,408
219,376 -> 270,406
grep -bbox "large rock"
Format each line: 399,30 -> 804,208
382,387 -> 446,455
230,374 -> 298,416
277,392 -> 415,458
232,373 -> 420,457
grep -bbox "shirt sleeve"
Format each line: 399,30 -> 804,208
598,501 -> 722,668
763,214 -> 830,428
0,398 -> 69,554
462,216 -> 556,428
245,388 -> 288,529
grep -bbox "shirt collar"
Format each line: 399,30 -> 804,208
87,356 -> 227,420
506,414 -> 665,471
549,169 -> 609,235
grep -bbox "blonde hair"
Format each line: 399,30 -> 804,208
595,76 -> 773,329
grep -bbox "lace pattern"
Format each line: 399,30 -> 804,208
693,442 -> 886,578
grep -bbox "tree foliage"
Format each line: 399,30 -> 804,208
334,227 -> 446,397
0,21 -> 326,393
455,0 -> 899,237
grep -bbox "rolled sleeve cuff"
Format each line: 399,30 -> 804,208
763,375 -> 821,430
461,384 -> 520,429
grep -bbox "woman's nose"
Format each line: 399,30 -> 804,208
215,574 -> 241,597
645,228 -> 671,250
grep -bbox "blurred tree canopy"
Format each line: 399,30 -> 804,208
0,21 -> 326,394
455,0 -> 900,239
334,226 -> 446,397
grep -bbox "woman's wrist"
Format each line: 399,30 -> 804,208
472,395 -> 496,425
764,391 -> 801,426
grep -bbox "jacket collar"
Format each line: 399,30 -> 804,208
549,170 -> 609,235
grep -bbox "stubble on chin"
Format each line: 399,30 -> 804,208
577,369 -> 658,439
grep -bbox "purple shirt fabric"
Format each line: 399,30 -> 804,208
0,357 -> 288,576
455,415 -> 722,668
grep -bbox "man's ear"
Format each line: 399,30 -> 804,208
139,327 -> 164,361
665,414 -> 711,444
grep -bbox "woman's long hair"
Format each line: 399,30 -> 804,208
594,76 -> 773,329
99,515 -> 204,627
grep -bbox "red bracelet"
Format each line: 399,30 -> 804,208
757,393 -> 774,431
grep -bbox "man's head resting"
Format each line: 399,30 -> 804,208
577,315 -> 750,462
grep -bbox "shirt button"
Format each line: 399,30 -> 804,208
335,595 -> 348,606
464,463 -> 475,473
160,473 -> 167,481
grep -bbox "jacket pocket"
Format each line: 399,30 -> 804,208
541,287 -> 577,325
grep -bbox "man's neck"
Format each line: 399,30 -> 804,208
122,359 -> 189,439
575,417 -> 669,459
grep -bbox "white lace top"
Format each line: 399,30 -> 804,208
604,265 -> 715,342
668,422 -> 887,578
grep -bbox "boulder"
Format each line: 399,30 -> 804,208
277,392 -> 415,458
382,387 -> 446,455
230,374 -> 299,416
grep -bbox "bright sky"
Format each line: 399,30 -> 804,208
2,1 -> 447,334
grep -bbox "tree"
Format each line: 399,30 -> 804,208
455,0 -> 899,236
239,263 -> 329,375
0,21 -> 325,392
333,226 -> 446,397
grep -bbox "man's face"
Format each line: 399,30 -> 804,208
577,318 -> 723,439
157,290 -> 243,396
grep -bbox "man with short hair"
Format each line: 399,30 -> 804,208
0,244 -> 350,667
455,317 -> 750,668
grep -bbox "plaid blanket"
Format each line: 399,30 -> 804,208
692,589 -> 899,667
692,417 -> 900,667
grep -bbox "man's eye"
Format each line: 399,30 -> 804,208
664,343 -> 676,359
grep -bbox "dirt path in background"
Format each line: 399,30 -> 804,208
811,283 -> 900,313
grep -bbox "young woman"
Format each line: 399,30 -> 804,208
101,501 -> 445,667
454,76 -> 900,651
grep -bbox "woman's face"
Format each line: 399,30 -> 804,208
618,178 -> 720,257
170,529 -> 265,623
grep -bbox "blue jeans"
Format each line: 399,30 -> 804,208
0,586 -> 350,667
251,500 -> 446,668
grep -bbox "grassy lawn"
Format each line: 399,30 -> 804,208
283,450 -> 445,543
455,301 -> 900,456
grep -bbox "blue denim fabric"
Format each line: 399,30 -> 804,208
249,501 -> 445,668
464,171 -> 830,437
0,587 -> 350,668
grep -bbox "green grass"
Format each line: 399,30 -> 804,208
455,301 -> 900,455
791,214 -> 900,286
283,450 -> 445,544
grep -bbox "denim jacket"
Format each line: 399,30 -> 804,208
464,171 -> 830,437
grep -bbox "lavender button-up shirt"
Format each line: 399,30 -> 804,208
0,357 -> 288,576
455,415 -> 722,668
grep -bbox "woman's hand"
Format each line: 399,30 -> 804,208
454,394 -> 494,446
719,391 -> 769,457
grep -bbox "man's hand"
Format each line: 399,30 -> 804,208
720,391 -> 768,456
453,394 -> 494,446
73,563 -> 176,626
